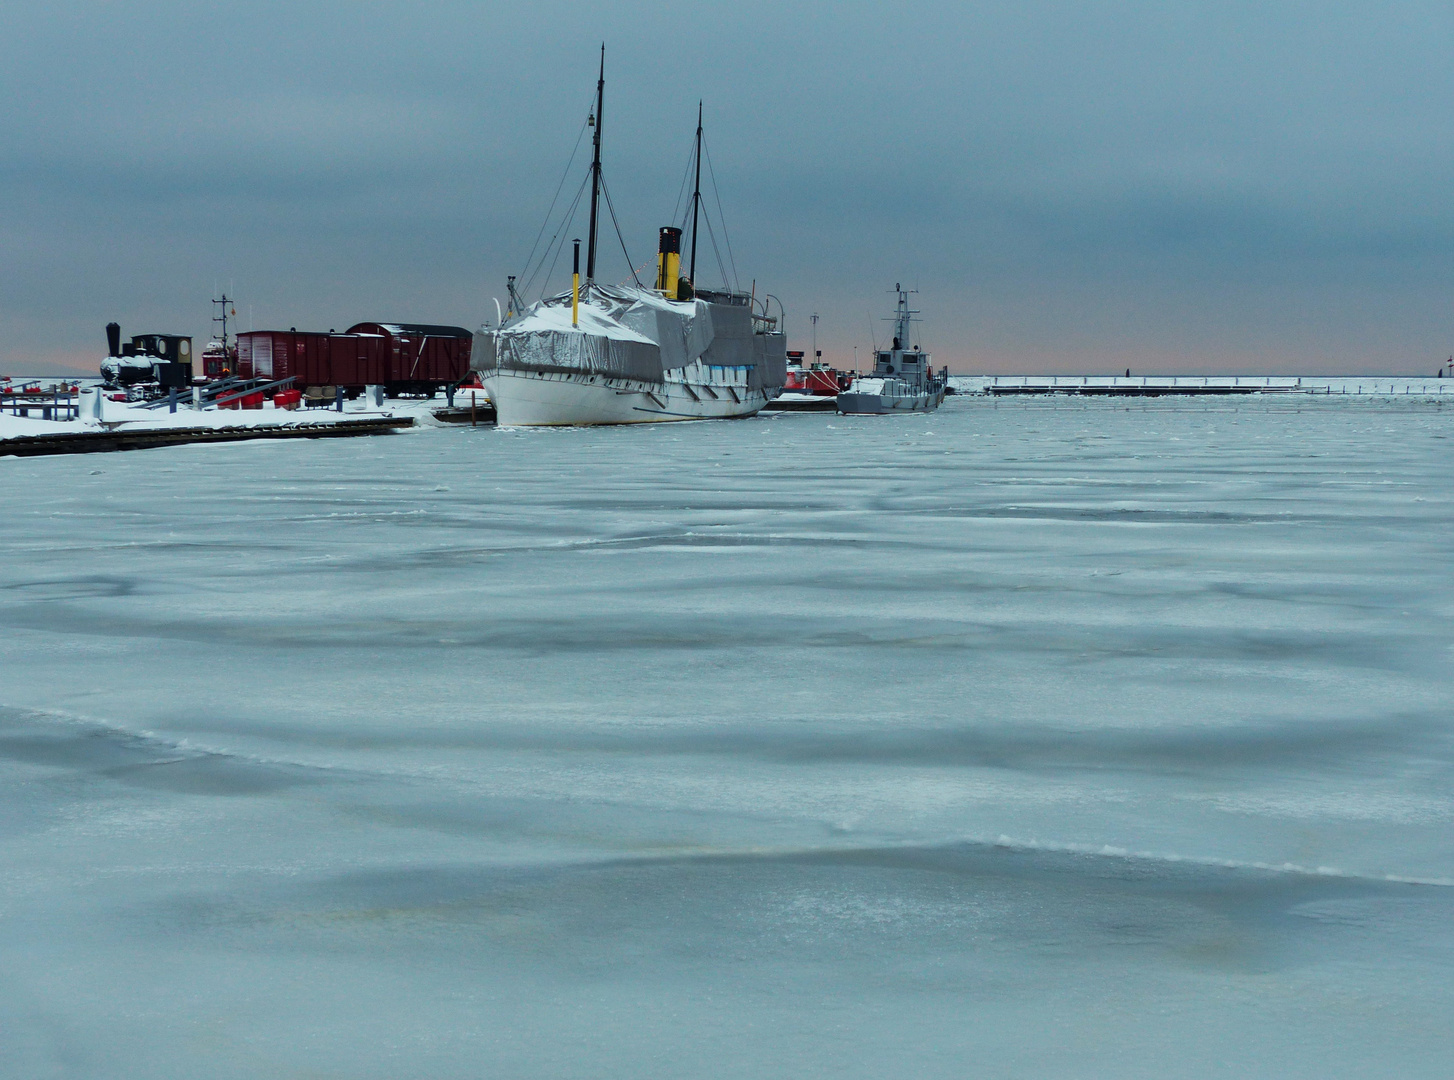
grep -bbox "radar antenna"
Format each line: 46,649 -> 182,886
212,293 -> 235,349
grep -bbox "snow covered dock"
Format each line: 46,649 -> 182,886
0,405 -> 414,458
957,375 -> 1454,396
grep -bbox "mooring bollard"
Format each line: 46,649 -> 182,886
336,385 -> 345,412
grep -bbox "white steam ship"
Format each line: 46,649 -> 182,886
475,50 -> 785,426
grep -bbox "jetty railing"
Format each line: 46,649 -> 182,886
2,387 -> 79,420
137,375 -> 298,411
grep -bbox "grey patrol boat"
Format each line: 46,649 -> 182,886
836,285 -> 948,414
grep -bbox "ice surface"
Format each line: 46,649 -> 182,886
2,397 -> 1453,1077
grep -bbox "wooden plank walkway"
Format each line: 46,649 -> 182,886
0,416 -> 414,458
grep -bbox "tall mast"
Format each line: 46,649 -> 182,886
894,283 -> 915,350
212,293 -> 233,350
585,45 -> 605,282
689,101 -> 702,286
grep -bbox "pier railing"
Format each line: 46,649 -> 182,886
2,387 -> 79,420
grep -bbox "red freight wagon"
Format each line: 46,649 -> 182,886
236,324 -> 469,396
345,323 -> 474,394
327,333 -> 386,388
237,330 -> 338,386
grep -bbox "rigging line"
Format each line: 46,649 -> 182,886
620,253 -> 657,287
538,200 -> 578,301
520,175 -> 581,295
523,170 -> 590,293
670,129 -> 697,224
702,138 -> 739,293
700,206 -> 731,292
517,104 -> 593,283
521,172 -> 590,298
529,173 -> 590,300
598,171 -> 640,286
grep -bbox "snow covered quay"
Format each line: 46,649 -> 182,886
0,405 -> 414,458
958,375 -> 1454,396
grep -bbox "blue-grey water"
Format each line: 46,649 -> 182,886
2,398 -> 1452,1077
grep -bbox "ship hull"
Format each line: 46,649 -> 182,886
484,369 -> 767,427
763,392 -> 837,412
836,390 -> 944,414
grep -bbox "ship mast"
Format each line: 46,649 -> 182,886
585,45 -> 604,282
212,293 -> 234,350
892,283 -> 918,351
689,101 -> 702,287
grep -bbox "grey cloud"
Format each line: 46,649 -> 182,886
4,1 -> 1454,374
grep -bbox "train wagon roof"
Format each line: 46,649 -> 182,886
237,329 -> 338,337
347,322 -> 472,338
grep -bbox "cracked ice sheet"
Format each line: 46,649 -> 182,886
1,396 -> 1453,1078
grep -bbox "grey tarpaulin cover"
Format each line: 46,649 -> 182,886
476,284 -> 785,390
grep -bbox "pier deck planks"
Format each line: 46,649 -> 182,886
0,416 -> 414,458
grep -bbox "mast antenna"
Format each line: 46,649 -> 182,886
212,292 -> 234,350
689,101 -> 702,287
585,44 -> 605,282
884,283 -> 921,350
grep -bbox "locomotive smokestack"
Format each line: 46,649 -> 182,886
106,322 -> 121,357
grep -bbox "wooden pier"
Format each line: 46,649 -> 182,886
2,386 -> 79,420
0,416 -> 414,458
431,399 -> 497,424
959,376 -> 1454,397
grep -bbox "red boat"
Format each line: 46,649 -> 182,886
767,351 -> 851,411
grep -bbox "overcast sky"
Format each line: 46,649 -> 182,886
4,1 -> 1454,375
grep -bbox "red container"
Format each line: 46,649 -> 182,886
238,330 -> 332,387
234,323 -> 471,395
241,392 -> 265,410
346,323 -> 473,390
273,389 -> 301,410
